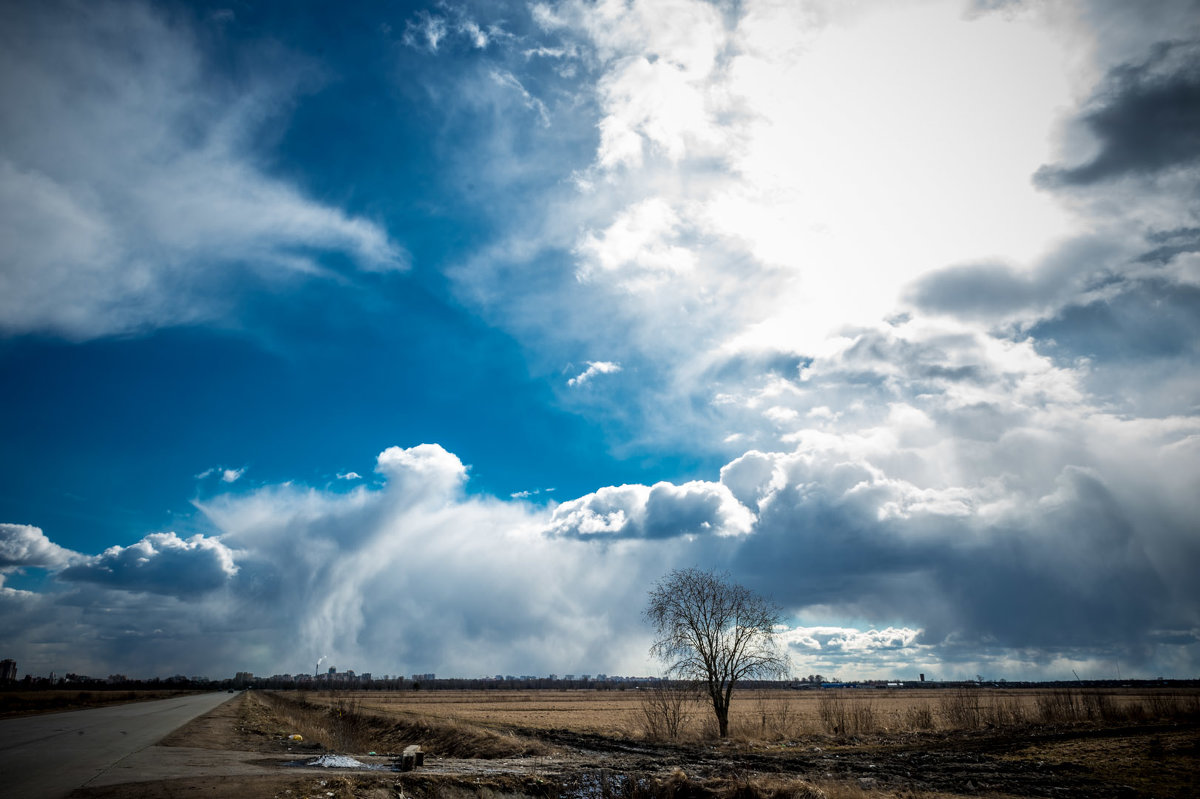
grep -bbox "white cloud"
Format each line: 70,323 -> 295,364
402,10 -> 448,51
188,445 -> 682,678
0,1 -> 406,339
567,360 -> 622,387
575,198 -> 697,288
337,472 -> 363,481
511,487 -> 555,500
401,6 -> 502,52
197,465 -> 246,484
59,532 -> 237,597
374,443 -> 468,502
0,523 -> 78,570
489,70 -> 551,126
538,0 -> 729,169
780,626 -> 924,653
546,480 -> 755,540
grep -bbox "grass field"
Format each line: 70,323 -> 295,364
249,686 -> 1200,798
314,685 -> 1200,741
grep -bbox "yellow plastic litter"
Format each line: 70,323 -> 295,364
289,734 -> 304,741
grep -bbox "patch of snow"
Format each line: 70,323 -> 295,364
307,754 -> 367,768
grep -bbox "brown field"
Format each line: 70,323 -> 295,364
71,687 -> 1200,799
330,685 -> 1199,739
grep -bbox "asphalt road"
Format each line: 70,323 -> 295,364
0,691 -> 235,798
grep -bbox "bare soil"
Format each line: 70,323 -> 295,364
68,691 -> 1200,799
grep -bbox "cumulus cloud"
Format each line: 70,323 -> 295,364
567,361 -> 622,387
546,480 -> 754,540
0,0 -> 405,339
374,443 -> 468,502
189,444 -> 685,679
781,626 -> 924,654
0,523 -> 77,570
58,531 -> 238,597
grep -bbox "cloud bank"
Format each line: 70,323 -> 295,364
5,415 -> 1198,679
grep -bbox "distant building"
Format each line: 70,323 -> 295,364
411,673 -> 435,681
0,659 -> 16,682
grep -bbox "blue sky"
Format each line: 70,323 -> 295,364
2,0 -> 1199,682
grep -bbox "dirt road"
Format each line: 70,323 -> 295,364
0,690 -> 235,798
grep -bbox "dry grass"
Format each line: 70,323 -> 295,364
273,687 -> 1200,748
262,690 -> 549,757
352,689 -> 644,736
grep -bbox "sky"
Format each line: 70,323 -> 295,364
1,0 -> 1198,682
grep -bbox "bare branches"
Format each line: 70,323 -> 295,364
644,568 -> 788,737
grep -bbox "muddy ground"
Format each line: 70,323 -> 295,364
69,691 -> 1199,799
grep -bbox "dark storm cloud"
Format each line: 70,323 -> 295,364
721,451 -> 1195,668
907,234 -> 1129,323
1032,279 -> 1200,362
1035,40 -> 1200,188
925,468 -> 1172,650
1137,226 -> 1200,264
908,263 -> 1039,318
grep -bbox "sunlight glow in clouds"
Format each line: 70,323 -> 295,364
715,2 -> 1079,349
570,0 -> 1081,355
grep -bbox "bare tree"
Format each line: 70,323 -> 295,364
644,568 -> 788,738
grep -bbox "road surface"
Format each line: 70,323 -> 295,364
0,691 -> 235,798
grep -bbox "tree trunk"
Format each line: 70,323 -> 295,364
713,694 -> 730,738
